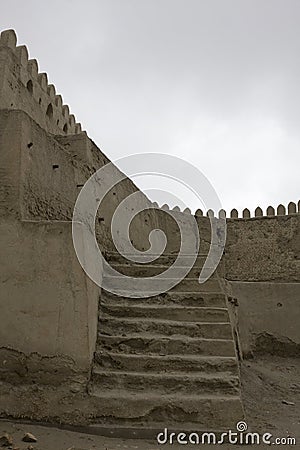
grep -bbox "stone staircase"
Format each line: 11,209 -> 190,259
88,252 -> 244,436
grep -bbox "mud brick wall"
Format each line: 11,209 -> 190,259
225,215 -> 300,282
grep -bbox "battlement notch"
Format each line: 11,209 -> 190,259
0,29 -> 83,136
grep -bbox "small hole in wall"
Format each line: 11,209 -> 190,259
39,98 -> 42,104
26,79 -> 33,94
52,164 -> 59,170
63,124 -> 68,133
46,103 -> 53,119
77,184 -> 84,188
57,119 -> 59,125
98,217 -> 105,223
27,142 -> 33,149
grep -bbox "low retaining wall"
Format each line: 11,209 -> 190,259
230,281 -> 300,358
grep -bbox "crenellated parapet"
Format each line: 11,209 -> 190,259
156,201 -> 300,220
0,29 -> 82,135
227,201 -> 300,219
157,201 -> 300,220
194,201 -> 299,220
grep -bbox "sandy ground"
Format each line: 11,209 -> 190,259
0,356 -> 299,450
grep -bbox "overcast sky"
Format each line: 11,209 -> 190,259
1,0 -> 299,214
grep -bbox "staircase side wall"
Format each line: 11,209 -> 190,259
0,109 -> 169,385
0,220 -> 99,383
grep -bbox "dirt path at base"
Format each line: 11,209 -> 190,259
0,356 -> 299,450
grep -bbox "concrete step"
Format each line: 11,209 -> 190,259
84,423 -> 240,440
100,304 -> 229,322
105,252 -> 211,266
97,335 -> 236,356
107,263 -> 220,279
94,352 -> 239,375
102,276 -> 220,295
91,369 -> 240,395
101,290 -> 227,308
105,253 -> 225,275
99,316 -> 232,339
89,390 -> 244,429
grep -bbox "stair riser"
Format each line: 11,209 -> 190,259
100,305 -> 229,322
99,319 -> 232,339
92,372 -> 240,395
103,277 -> 220,293
106,254 -> 214,266
101,292 -> 227,308
95,353 -> 238,375
89,394 -> 244,429
107,265 -> 220,279
97,337 -> 236,357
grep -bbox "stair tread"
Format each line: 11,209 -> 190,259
101,291 -> 227,308
103,291 -> 225,297
93,368 -> 239,380
98,333 -> 234,342
91,388 -> 241,400
101,304 -> 228,311
102,290 -> 224,296
106,250 -> 211,257
103,275 -> 219,282
109,263 -> 214,269
96,352 -> 237,362
99,317 -> 231,325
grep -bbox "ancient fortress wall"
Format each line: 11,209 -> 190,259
0,30 -> 159,387
0,30 -> 199,393
0,27 -> 299,396
0,30 -> 82,135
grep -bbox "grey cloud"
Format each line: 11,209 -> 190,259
1,0 -> 299,213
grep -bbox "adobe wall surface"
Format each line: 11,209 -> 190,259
226,215 -> 300,282
230,281 -> 300,358
0,219 -> 99,384
0,106 -> 165,245
0,106 -> 162,379
222,212 -> 300,358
